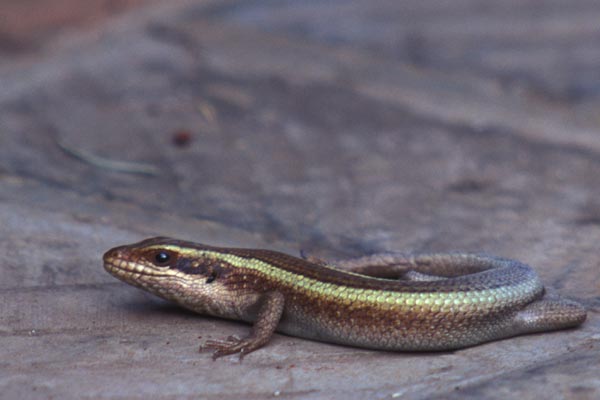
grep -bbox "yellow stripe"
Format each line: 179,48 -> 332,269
156,245 -> 539,313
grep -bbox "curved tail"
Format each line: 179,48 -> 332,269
513,296 -> 587,334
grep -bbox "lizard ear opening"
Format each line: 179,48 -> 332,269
206,270 -> 218,284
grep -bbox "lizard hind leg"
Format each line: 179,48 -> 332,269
512,297 -> 587,335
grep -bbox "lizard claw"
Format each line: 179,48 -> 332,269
201,337 -> 253,360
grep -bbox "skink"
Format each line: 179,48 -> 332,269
103,237 -> 586,358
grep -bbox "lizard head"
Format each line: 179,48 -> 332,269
103,237 -> 246,318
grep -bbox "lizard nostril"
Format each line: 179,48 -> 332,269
103,247 -> 123,261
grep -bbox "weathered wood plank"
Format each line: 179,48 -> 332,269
0,1 -> 598,399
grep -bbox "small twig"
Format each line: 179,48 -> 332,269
198,100 -> 218,124
56,139 -> 160,176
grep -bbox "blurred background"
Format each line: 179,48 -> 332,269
1,1 -> 599,399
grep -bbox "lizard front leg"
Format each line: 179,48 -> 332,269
202,291 -> 285,360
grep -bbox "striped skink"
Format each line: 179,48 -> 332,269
103,237 -> 586,358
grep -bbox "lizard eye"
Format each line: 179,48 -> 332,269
154,251 -> 171,265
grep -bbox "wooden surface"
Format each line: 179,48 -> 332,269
1,1 -> 599,399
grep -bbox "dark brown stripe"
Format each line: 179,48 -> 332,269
139,238 -> 538,294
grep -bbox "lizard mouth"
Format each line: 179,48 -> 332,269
104,257 -> 173,279
103,256 -> 132,272
103,245 -> 143,275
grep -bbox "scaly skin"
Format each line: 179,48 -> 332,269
103,237 -> 586,358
